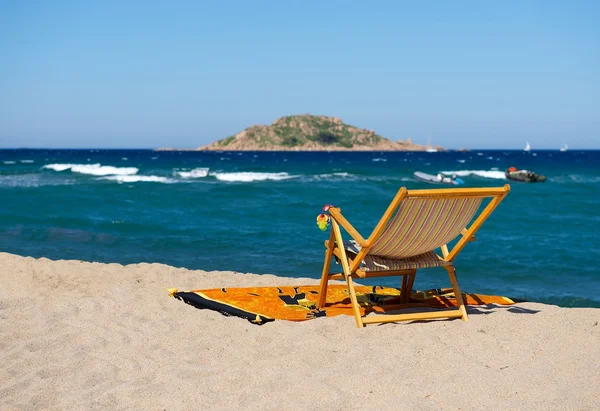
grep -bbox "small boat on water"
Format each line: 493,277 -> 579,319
505,167 -> 546,183
425,133 -> 438,152
524,142 -> 531,152
560,143 -> 568,152
414,171 -> 464,185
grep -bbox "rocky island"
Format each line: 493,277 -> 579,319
158,115 -> 442,151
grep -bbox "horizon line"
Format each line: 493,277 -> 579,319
0,147 -> 598,151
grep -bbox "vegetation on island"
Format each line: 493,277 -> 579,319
198,114 -> 433,151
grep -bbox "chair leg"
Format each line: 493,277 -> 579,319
400,275 -> 408,302
400,269 -> 417,303
316,249 -> 330,309
329,219 -> 364,328
345,274 -> 364,328
444,266 -> 468,321
317,232 -> 335,309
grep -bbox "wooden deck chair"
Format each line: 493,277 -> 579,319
317,185 -> 510,328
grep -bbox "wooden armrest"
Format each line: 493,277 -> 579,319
328,208 -> 367,246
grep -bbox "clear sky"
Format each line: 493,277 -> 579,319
0,0 -> 598,149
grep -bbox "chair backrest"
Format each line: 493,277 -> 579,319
367,187 -> 509,260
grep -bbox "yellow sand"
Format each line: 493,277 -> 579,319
1,252 -> 599,410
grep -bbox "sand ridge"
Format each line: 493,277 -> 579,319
1,252 -> 599,410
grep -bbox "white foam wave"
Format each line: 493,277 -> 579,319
177,167 -> 210,178
372,158 -> 387,162
43,163 -> 139,176
43,164 -> 73,172
315,173 -> 419,182
313,172 -> 356,180
20,160 -> 34,163
457,159 -> 466,163
99,175 -> 174,183
441,169 -> 506,179
3,161 -> 16,164
212,172 -> 295,182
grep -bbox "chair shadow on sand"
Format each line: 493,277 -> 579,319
467,303 -> 540,316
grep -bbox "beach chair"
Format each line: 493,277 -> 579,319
317,185 -> 510,328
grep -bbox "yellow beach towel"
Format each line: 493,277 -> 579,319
171,285 -> 515,325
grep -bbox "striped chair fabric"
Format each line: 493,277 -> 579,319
369,197 -> 483,259
342,240 -> 452,271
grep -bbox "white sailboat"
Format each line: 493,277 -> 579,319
425,133 -> 438,152
524,142 -> 531,152
559,143 -> 568,152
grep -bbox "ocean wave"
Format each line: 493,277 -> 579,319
177,167 -> 210,178
3,161 -> 16,164
309,172 -> 412,182
43,163 -> 139,176
212,172 -> 296,182
99,175 -> 174,183
20,160 -> 34,163
0,174 -> 76,187
311,172 -> 358,181
440,169 -> 506,179
372,158 -> 387,162
330,172 -> 352,178
550,175 -> 600,184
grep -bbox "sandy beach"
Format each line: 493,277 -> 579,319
1,252 -> 598,410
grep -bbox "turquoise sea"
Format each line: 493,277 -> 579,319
1,149 -> 598,307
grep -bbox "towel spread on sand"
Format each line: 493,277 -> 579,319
171,285 -> 515,325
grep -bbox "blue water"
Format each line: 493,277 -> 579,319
1,149 -> 599,308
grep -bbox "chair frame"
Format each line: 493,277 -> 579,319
317,185 -> 510,328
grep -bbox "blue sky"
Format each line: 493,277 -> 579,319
0,0 -> 598,149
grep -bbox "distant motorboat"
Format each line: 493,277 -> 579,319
559,143 -> 568,152
505,167 -> 546,183
524,142 -> 531,152
414,171 -> 464,185
425,147 -> 438,153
